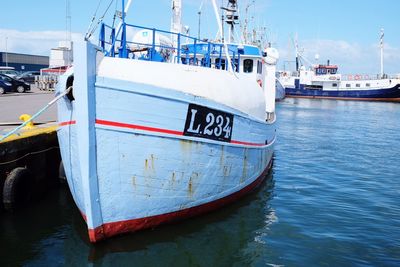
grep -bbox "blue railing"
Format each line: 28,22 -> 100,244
98,22 -> 242,72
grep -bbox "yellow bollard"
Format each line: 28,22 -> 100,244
19,114 -> 36,129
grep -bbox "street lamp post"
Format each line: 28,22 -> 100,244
5,37 -> 8,67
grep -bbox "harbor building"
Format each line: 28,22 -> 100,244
0,52 -> 49,72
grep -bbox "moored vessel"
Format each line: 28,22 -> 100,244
279,30 -> 400,102
56,0 -> 277,242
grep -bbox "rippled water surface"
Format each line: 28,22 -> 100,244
1,98 -> 399,266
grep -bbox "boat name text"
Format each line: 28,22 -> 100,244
183,103 -> 234,142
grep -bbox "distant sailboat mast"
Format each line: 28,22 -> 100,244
380,28 -> 384,79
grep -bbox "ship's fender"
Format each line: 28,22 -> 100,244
59,161 -> 67,182
3,167 -> 33,211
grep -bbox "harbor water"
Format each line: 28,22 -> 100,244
1,98 -> 399,266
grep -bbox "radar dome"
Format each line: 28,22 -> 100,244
263,47 -> 279,65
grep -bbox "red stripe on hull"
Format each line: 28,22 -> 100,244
86,159 -> 273,243
95,119 -> 267,147
230,140 -> 265,147
59,120 -> 76,126
96,119 -> 184,136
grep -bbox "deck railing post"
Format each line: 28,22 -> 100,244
218,45 -> 222,69
151,28 -> 156,61
206,42 -> 211,67
177,33 -> 181,64
237,53 -> 240,72
111,28 -> 116,57
99,23 -> 105,51
193,39 -> 197,65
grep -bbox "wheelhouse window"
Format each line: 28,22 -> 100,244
332,83 -> 338,87
243,59 -> 254,73
257,61 -> 262,74
346,84 -> 351,87
215,58 -> 226,70
356,83 -> 360,87
366,83 -> 370,87
316,68 -> 327,75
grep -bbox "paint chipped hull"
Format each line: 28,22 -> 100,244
57,41 -> 275,242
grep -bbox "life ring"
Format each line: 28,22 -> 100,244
257,79 -> 263,87
3,167 -> 32,211
355,75 -> 361,80
348,75 -> 353,80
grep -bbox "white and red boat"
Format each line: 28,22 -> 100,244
56,0 -> 277,242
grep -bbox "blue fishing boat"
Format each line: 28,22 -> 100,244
56,0 -> 277,242
280,63 -> 400,101
279,31 -> 400,102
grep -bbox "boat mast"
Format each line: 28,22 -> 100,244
295,34 -> 299,72
197,1 -> 204,39
120,0 -> 127,58
222,0 -> 238,43
211,0 -> 233,73
171,0 -> 183,53
171,0 -> 182,34
380,28 -> 384,78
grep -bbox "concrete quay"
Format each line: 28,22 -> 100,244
0,85 -> 57,131
0,85 -> 61,212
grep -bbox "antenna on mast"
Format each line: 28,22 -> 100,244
221,0 -> 238,43
65,0 -> 72,65
66,0 -> 72,44
197,1 -> 204,39
380,28 -> 384,79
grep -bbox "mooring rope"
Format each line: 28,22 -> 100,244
0,86 -> 73,143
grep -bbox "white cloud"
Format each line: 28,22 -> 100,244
278,38 -> 400,75
0,29 -> 83,56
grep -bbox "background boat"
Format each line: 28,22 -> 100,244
278,30 -> 400,101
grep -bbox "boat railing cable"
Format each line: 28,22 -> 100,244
84,0 -> 104,40
85,0 -> 116,41
0,86 -> 73,143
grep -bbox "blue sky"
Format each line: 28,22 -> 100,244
0,0 -> 399,75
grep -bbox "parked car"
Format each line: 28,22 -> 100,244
0,74 -> 30,94
16,71 -> 40,84
0,66 -> 19,78
0,77 -> 14,94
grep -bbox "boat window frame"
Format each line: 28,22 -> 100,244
243,58 -> 254,73
215,58 -> 226,70
257,60 -> 262,74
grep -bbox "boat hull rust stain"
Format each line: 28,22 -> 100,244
56,42 -> 276,242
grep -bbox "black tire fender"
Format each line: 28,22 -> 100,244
59,161 -> 67,182
3,167 -> 33,211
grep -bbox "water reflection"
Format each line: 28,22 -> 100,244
0,171 -> 275,266
65,173 -> 276,266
